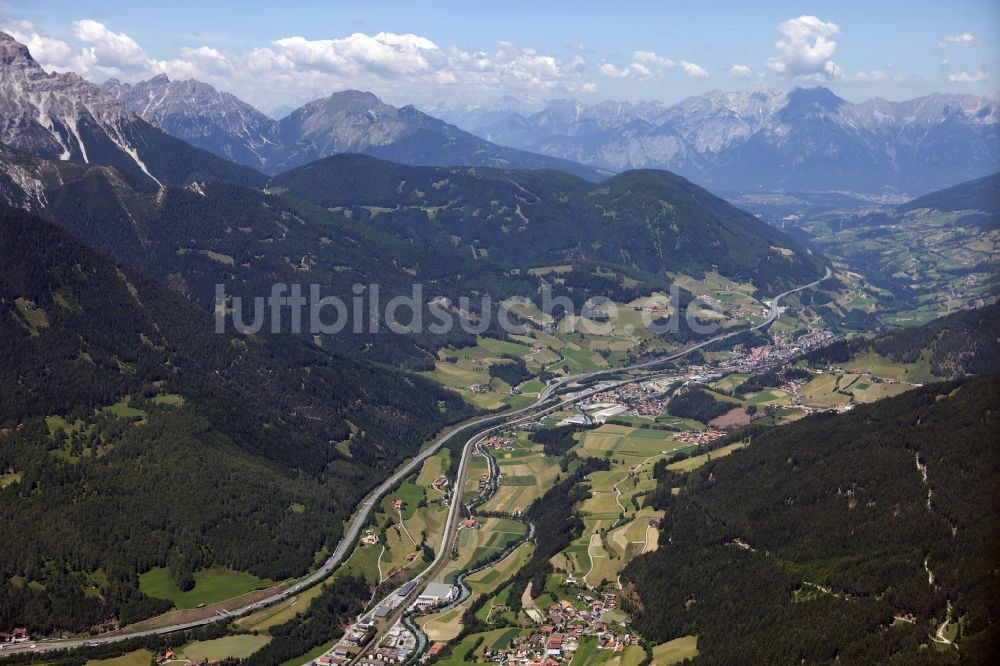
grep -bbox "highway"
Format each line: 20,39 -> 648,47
347,266 -> 831,663
2,267 -> 828,657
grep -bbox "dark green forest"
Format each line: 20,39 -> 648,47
665,386 -> 734,424
269,154 -> 827,294
623,374 -> 1000,664
0,207 -> 475,633
805,302 -> 1000,379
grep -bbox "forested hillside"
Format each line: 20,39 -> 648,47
805,302 -> 1000,380
623,374 -> 1000,663
0,207 -> 474,633
270,154 -> 827,294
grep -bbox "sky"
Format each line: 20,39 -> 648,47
2,1 -> 997,116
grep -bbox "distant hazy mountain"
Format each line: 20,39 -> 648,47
469,87 -> 1000,195
0,32 -> 265,188
102,74 -> 278,171
264,90 -> 611,179
102,77 -> 611,180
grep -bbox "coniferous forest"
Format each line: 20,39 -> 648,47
623,374 -> 1000,664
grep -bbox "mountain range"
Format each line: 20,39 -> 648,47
464,87 -> 1000,195
6,26 -> 996,195
269,154 -> 825,293
0,33 -> 265,189
102,77 -> 610,180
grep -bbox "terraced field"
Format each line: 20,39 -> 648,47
438,517 -> 528,584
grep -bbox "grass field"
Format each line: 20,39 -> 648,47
416,449 -> 450,488
84,650 -> 154,666
557,427 -> 676,583
138,567 -> 274,609
178,635 -> 271,660
388,481 -> 426,520
439,517 -> 527,584
466,542 -> 535,594
417,595 -> 475,641
234,581 -> 326,632
798,372 -> 855,408
103,400 -> 147,420
652,635 -> 699,664
151,393 -> 186,407
0,472 -> 21,488
666,442 -> 747,472
482,434 -> 562,514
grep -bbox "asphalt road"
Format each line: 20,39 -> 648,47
347,266 -> 831,663
4,267 -> 828,657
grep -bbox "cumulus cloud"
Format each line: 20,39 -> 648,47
728,64 -> 753,79
767,15 -> 843,80
854,69 -> 887,82
947,69 -> 990,83
938,33 -> 979,48
633,50 -> 675,68
2,19 -> 74,70
599,49 -> 707,80
2,19 -> 605,109
680,60 -> 709,78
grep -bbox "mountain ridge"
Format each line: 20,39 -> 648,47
102,74 -> 612,180
464,86 -> 1000,194
0,32 -> 266,188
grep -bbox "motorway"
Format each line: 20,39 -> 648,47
2,267 -> 828,657
346,267 -> 831,663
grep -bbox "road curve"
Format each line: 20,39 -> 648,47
4,267 -> 829,656
348,266 -> 831,663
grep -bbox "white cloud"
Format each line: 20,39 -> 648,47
728,64 -> 753,79
633,50 -> 674,68
767,15 -> 843,80
938,33 -> 979,48
599,62 -> 631,78
72,19 -> 150,76
854,69 -> 887,82
680,60 -> 709,79
948,69 -> 990,83
2,20 -> 75,71
599,50 -> 707,80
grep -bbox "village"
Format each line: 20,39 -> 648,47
421,590 -> 638,664
210,328 -> 847,666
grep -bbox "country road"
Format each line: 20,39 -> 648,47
4,266 -> 828,657
347,267 -> 830,663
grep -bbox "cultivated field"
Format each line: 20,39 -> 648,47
138,567 -> 275,610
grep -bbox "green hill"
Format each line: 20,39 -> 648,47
624,374 -> 1000,663
805,302 -> 1000,381
270,154 -> 827,294
0,207 -> 473,633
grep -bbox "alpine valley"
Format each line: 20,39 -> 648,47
0,14 -> 997,666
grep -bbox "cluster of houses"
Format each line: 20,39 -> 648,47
726,330 -> 836,375
672,428 -> 724,446
577,381 -> 672,423
481,434 -> 516,452
0,628 -> 29,645
475,593 -> 636,663
353,622 -> 418,665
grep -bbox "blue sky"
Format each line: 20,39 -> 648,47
2,1 -> 997,114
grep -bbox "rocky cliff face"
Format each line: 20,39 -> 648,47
102,74 -> 279,170
0,31 -> 266,188
0,31 -> 162,182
